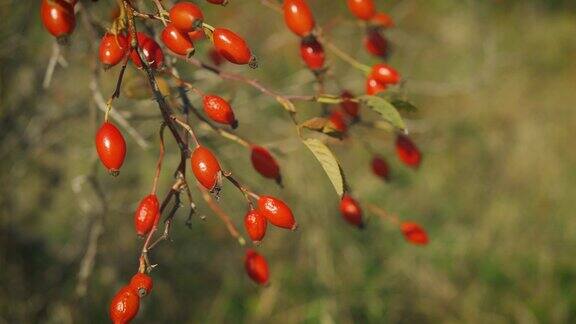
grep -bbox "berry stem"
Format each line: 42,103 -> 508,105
365,203 -> 400,225
323,40 -> 372,74
151,123 -> 166,195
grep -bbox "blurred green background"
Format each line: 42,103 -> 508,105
2,0 -> 576,323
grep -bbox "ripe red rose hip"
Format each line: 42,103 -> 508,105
340,90 -> 359,118
203,95 -> 237,128
40,0 -> 76,44
245,249 -> 269,285
99,33 -> 128,69
395,134 -> 422,168
371,63 -> 400,85
169,2 -> 204,32
129,273 -> 153,297
364,30 -> 388,58
328,110 -> 348,133
109,286 -> 140,324
300,37 -> 325,71
191,146 -> 222,190
250,146 -> 281,183
372,12 -> 394,28
129,32 -> 164,69
95,122 -> 126,176
162,24 -> 195,57
366,75 -> 387,95
244,209 -> 267,244
283,0 -> 315,37
134,194 -> 160,237
371,156 -> 391,181
188,29 -> 205,42
213,28 -> 256,67
347,0 -> 376,20
257,196 -> 297,230
400,222 -> 429,245
340,195 -> 364,228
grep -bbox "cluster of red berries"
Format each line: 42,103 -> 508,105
41,0 -> 431,321
109,272 -> 153,323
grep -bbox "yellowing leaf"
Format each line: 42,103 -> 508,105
302,138 -> 345,197
358,95 -> 405,130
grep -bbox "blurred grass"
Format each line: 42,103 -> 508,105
1,0 -> 576,323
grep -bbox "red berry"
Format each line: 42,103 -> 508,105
109,286 -> 140,324
283,0 -> 315,37
208,48 -> 225,66
244,209 -> 267,244
365,75 -> 387,95
191,146 -> 222,190
328,110 -> 348,133
95,122 -> 126,176
213,28 -> 255,67
134,194 -> 160,237
371,12 -> 394,28
245,249 -> 269,285
203,95 -> 237,128
257,196 -> 297,230
371,63 -> 400,85
300,37 -> 325,71
340,195 -> 363,228
129,32 -> 164,69
400,222 -> 429,245
188,28 -> 206,41
206,0 -> 228,5
129,273 -> 153,297
161,24 -> 195,57
371,156 -> 390,181
395,134 -> 422,168
347,0 -> 376,20
169,2 -> 204,32
40,0 -> 75,43
364,30 -> 388,58
340,90 -> 359,118
99,33 -> 128,68
250,146 -> 281,182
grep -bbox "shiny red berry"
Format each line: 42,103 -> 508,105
129,32 -> 164,69
99,33 -> 128,69
95,122 -> 126,176
371,63 -> 400,85
40,0 -> 76,44
300,37 -> 325,71
109,286 -> 140,324
169,2 -> 204,32
203,95 -> 237,128
340,195 -> 363,228
257,196 -> 297,230
162,24 -> 195,57
283,0 -> 315,37
191,146 -> 222,190
401,222 -> 429,245
208,48 -> 225,66
250,146 -> 281,183
340,90 -> 359,118
213,28 -> 256,67
364,30 -> 388,58
328,110 -> 348,133
206,0 -> 228,5
347,0 -> 376,20
245,249 -> 269,285
244,209 -> 267,244
134,194 -> 160,237
129,273 -> 153,297
371,156 -> 390,181
188,28 -> 206,41
395,134 -> 422,168
365,75 -> 387,95
371,12 -> 394,28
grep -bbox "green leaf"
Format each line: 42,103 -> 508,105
302,138 -> 345,197
358,95 -> 405,130
299,117 -> 344,139
390,99 -> 418,114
